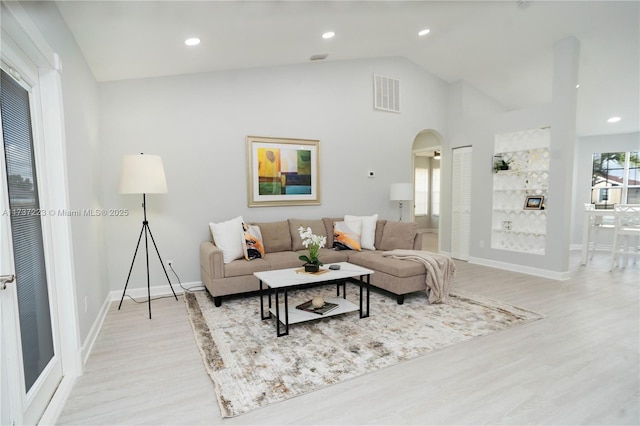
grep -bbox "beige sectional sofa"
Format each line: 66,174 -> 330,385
199,217 -> 427,307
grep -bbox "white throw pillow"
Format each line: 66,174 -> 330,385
344,214 -> 378,250
209,216 -> 244,264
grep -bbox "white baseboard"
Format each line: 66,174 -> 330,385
571,243 -> 612,252
468,257 -> 570,281
38,374 -> 76,426
108,281 -> 204,301
80,293 -> 111,368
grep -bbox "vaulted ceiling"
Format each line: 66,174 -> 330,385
55,0 -> 639,137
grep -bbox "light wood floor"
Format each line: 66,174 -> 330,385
57,247 -> 639,425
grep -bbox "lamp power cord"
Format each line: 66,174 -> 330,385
124,263 -> 206,304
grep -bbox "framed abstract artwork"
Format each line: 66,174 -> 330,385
246,136 -> 320,207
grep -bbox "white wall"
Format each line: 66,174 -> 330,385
571,132 -> 640,245
98,57 -> 449,291
445,38 -> 580,277
21,1 -> 108,343
442,80 -> 507,256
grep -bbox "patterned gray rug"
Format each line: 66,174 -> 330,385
185,286 -> 543,418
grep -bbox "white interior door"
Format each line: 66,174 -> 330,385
0,65 -> 63,426
451,146 -> 472,260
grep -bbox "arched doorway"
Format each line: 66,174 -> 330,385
412,130 -> 443,252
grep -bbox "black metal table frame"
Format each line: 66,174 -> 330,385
259,274 -> 370,337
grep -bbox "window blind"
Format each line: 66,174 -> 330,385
1,69 -> 54,392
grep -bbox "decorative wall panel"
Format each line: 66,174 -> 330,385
491,128 -> 550,254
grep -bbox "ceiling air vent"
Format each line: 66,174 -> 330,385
310,53 -> 329,61
373,74 -> 400,113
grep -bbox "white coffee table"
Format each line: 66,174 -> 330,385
254,261 -> 374,337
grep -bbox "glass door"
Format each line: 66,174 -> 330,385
0,66 -> 62,425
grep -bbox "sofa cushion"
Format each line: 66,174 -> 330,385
288,219 -> 328,251
252,221 -> 291,253
224,257 -> 270,278
378,221 -> 417,250
297,248 -> 350,265
242,223 -> 265,260
209,216 -> 244,264
344,214 -> 378,250
322,217 -> 342,247
374,220 -> 388,248
263,251 -> 304,270
348,251 -> 425,278
333,220 -> 362,251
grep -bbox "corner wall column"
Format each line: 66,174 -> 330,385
547,36 -> 580,273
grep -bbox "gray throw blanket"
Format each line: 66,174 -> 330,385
382,249 -> 456,304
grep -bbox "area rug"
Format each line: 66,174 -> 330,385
185,286 -> 543,418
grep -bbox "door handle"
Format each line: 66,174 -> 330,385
1,274 -> 15,290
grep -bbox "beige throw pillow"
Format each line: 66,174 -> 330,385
252,221 -> 291,253
379,221 -> 417,251
288,219 -> 327,251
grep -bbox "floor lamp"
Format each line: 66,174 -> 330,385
390,183 -> 413,222
118,153 -> 177,319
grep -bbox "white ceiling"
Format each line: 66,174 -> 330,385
55,0 -> 640,137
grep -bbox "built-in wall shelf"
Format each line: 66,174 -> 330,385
491,128 -> 550,255
494,169 -> 548,175
492,229 -> 546,236
493,208 -> 547,214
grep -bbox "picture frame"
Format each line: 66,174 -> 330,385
524,195 -> 544,210
246,136 -> 320,207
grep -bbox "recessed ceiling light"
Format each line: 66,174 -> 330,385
322,31 -> 335,39
418,29 -> 431,36
185,38 -> 200,46
607,116 -> 621,123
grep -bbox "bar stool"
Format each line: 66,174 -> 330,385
584,203 -> 614,261
610,204 -> 640,270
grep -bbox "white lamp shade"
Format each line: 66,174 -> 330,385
119,154 -> 168,194
390,183 -> 412,201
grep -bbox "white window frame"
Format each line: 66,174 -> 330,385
414,167 -> 428,216
591,151 -> 639,208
